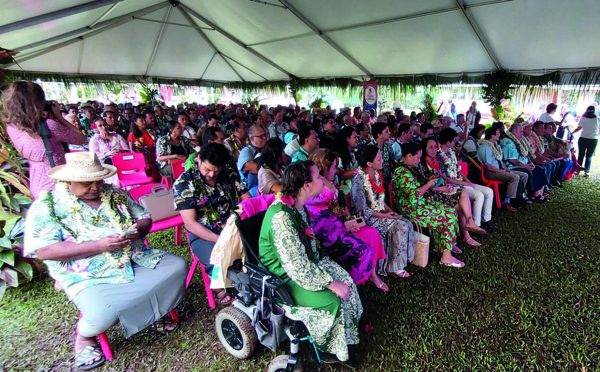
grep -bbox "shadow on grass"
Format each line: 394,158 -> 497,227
2,160 -> 600,371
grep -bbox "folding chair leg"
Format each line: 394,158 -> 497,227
185,256 -> 199,289
174,225 -> 182,246
98,333 -> 113,360
200,263 -> 216,308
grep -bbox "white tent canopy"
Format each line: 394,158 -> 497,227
2,0 -> 600,84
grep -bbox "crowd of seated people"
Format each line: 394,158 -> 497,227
5,80 -> 598,370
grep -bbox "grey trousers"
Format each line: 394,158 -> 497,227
73,253 -> 188,338
484,169 -> 528,199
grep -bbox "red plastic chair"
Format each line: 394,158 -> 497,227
469,157 -> 503,208
161,159 -> 186,188
112,152 -> 154,189
185,231 -> 216,308
458,161 -> 468,176
128,183 -> 183,246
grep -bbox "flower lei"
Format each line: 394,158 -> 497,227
479,139 -> 503,160
531,132 -> 545,153
505,131 -> 528,157
192,176 -> 224,228
521,135 -> 537,158
229,134 -> 250,153
46,183 -> 133,268
357,168 -> 386,212
441,148 -> 459,179
135,129 -> 156,148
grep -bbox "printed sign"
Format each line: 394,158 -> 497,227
363,81 -> 378,112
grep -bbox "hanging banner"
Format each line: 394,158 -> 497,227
363,81 -> 378,112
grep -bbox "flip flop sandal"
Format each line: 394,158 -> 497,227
214,289 -> 234,306
452,245 -> 464,253
440,259 -> 465,268
465,225 -> 487,234
149,317 -> 179,335
76,344 -> 105,371
461,237 -> 481,247
390,270 -> 411,278
366,277 -> 389,292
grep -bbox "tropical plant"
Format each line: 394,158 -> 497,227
0,142 -> 36,301
241,90 -> 262,107
138,83 -> 162,105
482,70 -> 514,119
421,92 -> 438,122
310,96 -> 324,110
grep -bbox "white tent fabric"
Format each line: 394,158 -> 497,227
2,0 -> 600,83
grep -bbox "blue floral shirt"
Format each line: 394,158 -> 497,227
24,184 -> 164,299
499,137 -> 529,169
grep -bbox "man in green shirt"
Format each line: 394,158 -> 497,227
292,127 -> 320,162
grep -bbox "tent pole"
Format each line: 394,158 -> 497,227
454,0 -> 502,70
222,54 -> 268,81
14,2 -> 170,53
200,53 -> 217,80
90,3 -> 121,28
145,7 -> 172,76
179,2 -> 292,78
0,0 -> 126,35
177,7 -> 246,82
6,3 -> 171,68
131,17 -> 213,30
277,0 -> 372,77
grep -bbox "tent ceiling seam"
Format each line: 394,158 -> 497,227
200,52 -> 217,80
178,1 -> 292,78
145,6 -> 172,76
454,0 -> 502,70
177,7 -> 246,82
222,53 -> 267,81
6,2 -> 171,68
277,0 -> 372,77
13,2 -> 171,53
0,0 -> 127,35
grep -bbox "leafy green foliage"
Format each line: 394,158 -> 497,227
482,70 -> 515,119
421,92 -> 438,122
138,83 -> 162,105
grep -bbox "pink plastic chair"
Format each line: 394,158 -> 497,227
185,231 -> 216,308
127,183 -> 183,246
112,152 -> 154,189
76,309 -> 179,360
161,159 -> 186,188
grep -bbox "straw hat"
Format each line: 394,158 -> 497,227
47,152 -> 117,182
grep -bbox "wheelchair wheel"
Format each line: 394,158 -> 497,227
268,355 -> 304,372
215,307 -> 257,359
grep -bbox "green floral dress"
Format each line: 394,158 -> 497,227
259,199 -> 362,362
391,165 -> 459,252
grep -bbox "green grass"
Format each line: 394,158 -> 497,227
2,159 -> 600,371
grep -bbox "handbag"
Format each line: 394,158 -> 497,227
137,185 -> 180,222
410,218 -> 430,268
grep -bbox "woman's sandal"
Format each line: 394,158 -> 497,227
390,270 -> 411,278
461,237 -> 481,247
440,259 -> 465,268
149,317 -> 179,335
452,245 -> 464,253
366,276 -> 389,292
76,344 -> 105,371
465,225 -> 487,235
214,289 -> 234,306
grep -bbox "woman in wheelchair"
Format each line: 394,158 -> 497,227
259,161 -> 362,368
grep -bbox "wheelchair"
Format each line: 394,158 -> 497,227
214,209 -> 325,372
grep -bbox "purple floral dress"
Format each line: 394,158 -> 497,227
306,187 -> 384,284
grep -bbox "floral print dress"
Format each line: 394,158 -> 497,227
350,171 -> 415,275
259,199 -> 362,362
391,165 -> 459,252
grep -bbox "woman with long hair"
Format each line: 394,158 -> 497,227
307,148 -> 388,290
259,161 -> 362,368
350,145 -> 416,278
155,120 -> 195,178
128,113 -> 158,179
333,126 -> 360,195
1,81 -> 86,199
257,138 -> 286,194
392,142 -> 464,268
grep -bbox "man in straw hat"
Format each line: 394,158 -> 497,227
24,152 -> 188,370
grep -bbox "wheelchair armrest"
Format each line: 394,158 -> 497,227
245,263 -> 294,306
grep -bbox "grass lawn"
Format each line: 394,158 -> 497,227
1,157 -> 600,371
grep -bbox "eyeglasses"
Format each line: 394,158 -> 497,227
252,133 -> 267,139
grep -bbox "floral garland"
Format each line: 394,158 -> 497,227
134,129 -> 157,148
228,134 -> 250,153
505,131 -> 528,157
192,176 -> 224,228
440,148 -> 459,179
478,139 -> 503,160
531,132 -> 545,153
47,183 -> 133,268
357,168 -> 386,212
521,135 -> 537,158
